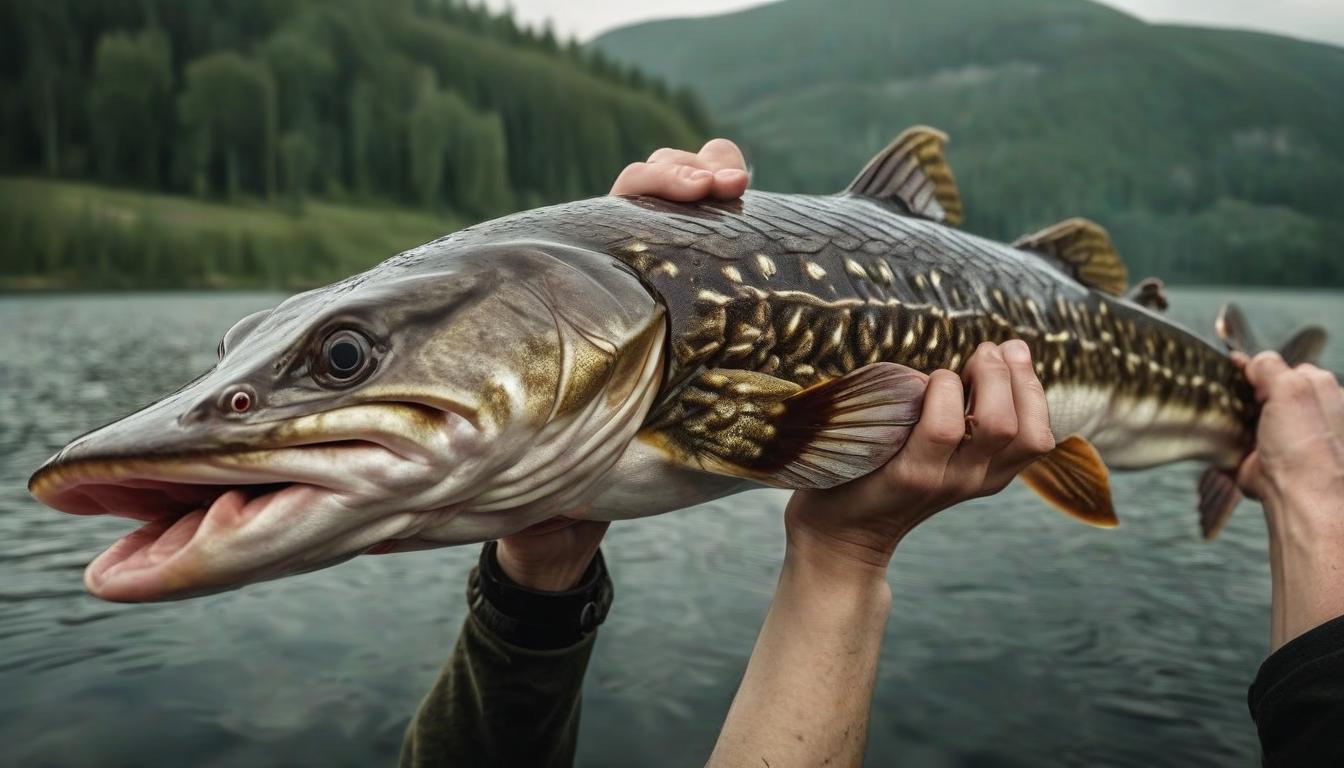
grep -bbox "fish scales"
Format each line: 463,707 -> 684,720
458,190 -> 1252,471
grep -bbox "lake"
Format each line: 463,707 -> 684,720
1,289 -> 1341,767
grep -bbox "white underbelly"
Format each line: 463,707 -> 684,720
581,436 -> 756,521
1046,384 -> 1244,471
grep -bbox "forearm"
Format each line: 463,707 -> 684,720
1266,487 -> 1344,650
401,614 -> 596,768
401,543 -> 612,767
708,537 -> 893,768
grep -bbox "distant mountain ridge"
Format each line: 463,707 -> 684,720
594,0 -> 1344,286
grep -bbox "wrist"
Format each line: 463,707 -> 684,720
469,542 -> 613,650
783,527 -> 894,598
496,539 -> 595,592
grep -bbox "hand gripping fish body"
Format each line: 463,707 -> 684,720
28,127 -> 1326,601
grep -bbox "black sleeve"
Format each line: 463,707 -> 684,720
1248,614 -> 1344,767
399,544 -> 613,768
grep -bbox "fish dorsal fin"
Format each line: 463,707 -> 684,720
845,126 -> 964,226
1012,218 -> 1128,296
1126,277 -> 1169,311
643,362 -> 928,489
1020,435 -> 1118,528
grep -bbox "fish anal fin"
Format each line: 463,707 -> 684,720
1198,466 -> 1242,540
646,363 -> 928,489
1020,435 -> 1118,528
1126,277 -> 1169,311
1012,218 -> 1128,296
844,126 -> 964,226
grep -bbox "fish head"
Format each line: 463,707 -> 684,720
28,241 -> 664,602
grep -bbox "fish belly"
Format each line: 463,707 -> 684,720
1048,384 -> 1246,472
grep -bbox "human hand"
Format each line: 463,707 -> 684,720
785,340 -> 1056,572
496,518 -> 610,592
1233,351 -> 1344,649
610,138 -> 749,201
1234,351 -> 1344,508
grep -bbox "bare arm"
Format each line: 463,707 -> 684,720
1236,352 -> 1344,650
711,343 -> 1055,766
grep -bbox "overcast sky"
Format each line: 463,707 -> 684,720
481,0 -> 1344,48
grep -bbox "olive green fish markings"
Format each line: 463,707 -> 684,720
28,126 -> 1327,602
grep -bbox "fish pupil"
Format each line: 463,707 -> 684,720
230,391 -> 251,413
328,340 -> 362,375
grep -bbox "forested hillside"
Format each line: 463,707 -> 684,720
595,0 -> 1344,286
0,0 -> 706,288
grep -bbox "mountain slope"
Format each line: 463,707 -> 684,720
595,0 -> 1344,285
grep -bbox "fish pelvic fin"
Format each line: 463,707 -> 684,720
1216,302 -> 1327,365
1020,435 -> 1118,528
644,362 -> 928,489
844,126 -> 964,227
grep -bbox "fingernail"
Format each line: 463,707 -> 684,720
690,170 -> 712,181
716,169 -> 746,181
1003,339 -> 1030,364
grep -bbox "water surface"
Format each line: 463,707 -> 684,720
1,289 -> 1340,766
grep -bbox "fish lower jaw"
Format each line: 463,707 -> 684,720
30,444 -> 438,602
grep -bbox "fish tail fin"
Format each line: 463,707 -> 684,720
1201,304 -> 1329,539
1215,302 -> 1327,365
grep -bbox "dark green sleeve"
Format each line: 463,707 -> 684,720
399,614 -> 598,768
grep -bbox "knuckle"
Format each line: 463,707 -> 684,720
1305,367 -> 1333,385
928,425 -> 964,447
1274,373 -> 1314,400
1026,431 -> 1056,456
980,414 -> 1017,443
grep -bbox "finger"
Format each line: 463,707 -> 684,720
956,343 -> 1017,460
610,161 -> 714,199
1229,351 -> 1250,370
1304,365 -> 1344,423
647,147 -> 712,168
697,138 -> 747,171
710,168 -> 750,200
894,369 -> 966,472
1244,351 -> 1289,402
997,339 -> 1055,465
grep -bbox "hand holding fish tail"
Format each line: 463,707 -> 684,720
1232,350 -> 1344,650
610,138 -> 749,201
783,339 -> 1055,571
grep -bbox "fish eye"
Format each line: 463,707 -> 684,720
320,330 -> 372,383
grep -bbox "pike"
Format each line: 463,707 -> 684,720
29,126 -> 1327,602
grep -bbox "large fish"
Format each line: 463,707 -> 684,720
29,127 -> 1326,602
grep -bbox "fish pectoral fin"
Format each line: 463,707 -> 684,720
844,126 -> 964,226
1197,466 -> 1242,540
1125,277 -> 1169,311
1012,218 -> 1128,296
1020,435 -> 1118,528
645,363 -> 928,489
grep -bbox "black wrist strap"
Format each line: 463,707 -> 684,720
467,541 -> 613,651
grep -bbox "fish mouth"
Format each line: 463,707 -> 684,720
29,441 -> 424,602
